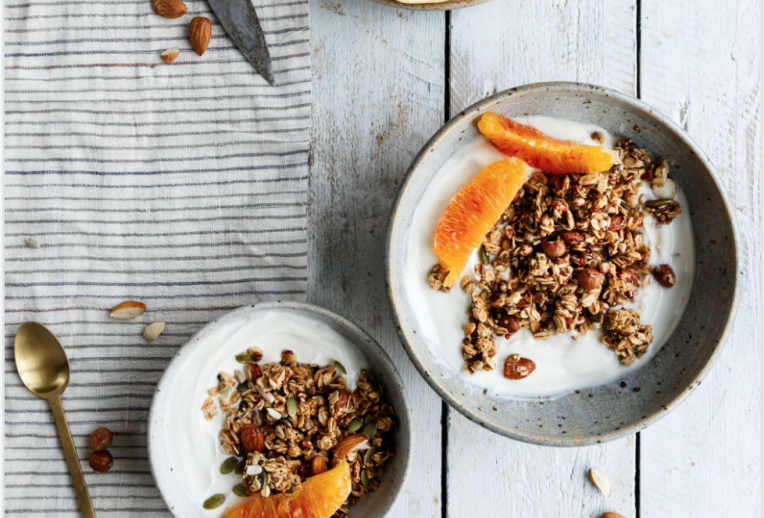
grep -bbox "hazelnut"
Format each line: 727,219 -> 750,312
609,214 -> 625,231
653,264 -> 676,288
89,450 -> 113,473
503,356 -> 536,380
578,268 -> 603,290
497,312 -> 521,334
240,424 -> 265,454
89,427 -> 113,452
560,231 -> 585,244
541,240 -> 566,258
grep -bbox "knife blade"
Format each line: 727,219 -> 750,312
206,0 -> 274,85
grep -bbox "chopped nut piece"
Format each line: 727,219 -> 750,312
588,467 -> 612,497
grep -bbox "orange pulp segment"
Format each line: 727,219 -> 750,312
477,112 -> 615,174
224,462 -> 351,518
434,158 -> 531,287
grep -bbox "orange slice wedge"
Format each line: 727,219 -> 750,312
477,112 -> 615,174
434,158 -> 531,287
224,462 -> 351,518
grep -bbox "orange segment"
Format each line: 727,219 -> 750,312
434,158 -> 531,287
224,462 -> 351,518
477,112 -> 615,174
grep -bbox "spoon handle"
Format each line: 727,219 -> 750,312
49,395 -> 97,518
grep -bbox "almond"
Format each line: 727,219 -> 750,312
160,48 -> 180,64
503,355 -> 536,380
311,456 -> 327,476
588,467 -> 611,497
653,264 -> 676,288
109,301 -> 146,320
152,0 -> 187,18
601,514 -> 626,518
577,268 -> 603,290
240,424 -> 264,454
142,321 -> 166,341
609,213 -> 625,231
189,17 -> 211,55
561,230 -> 585,244
334,434 -> 368,459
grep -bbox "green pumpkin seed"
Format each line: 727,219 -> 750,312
219,386 -> 231,399
235,459 -> 246,475
277,418 -> 293,429
363,414 -> 375,426
479,245 -> 490,265
220,457 -> 238,475
333,360 -> 347,374
645,199 -> 673,208
347,417 -> 364,433
286,395 -> 298,418
232,484 -> 248,497
360,469 -> 370,489
203,494 -> 225,510
363,446 -> 376,464
236,382 -> 249,394
361,422 -> 377,440
235,352 -> 253,364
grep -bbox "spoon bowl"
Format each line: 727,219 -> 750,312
15,322 -> 70,399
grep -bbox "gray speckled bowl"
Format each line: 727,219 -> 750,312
149,301 -> 411,517
370,0 -> 492,11
386,82 -> 739,446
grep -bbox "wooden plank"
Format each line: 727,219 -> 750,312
307,1 -> 446,516
638,1 -> 762,516
447,1 -> 638,516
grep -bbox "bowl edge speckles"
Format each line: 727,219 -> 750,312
148,301 -> 412,517
385,81 -> 740,446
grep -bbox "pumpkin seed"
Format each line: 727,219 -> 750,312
277,418 -> 293,429
479,245 -> 490,265
235,459 -> 246,475
363,446 -> 376,464
333,360 -> 347,374
645,199 -> 673,208
360,469 -> 370,489
620,201 -> 632,210
286,395 -> 298,417
203,494 -> 225,510
347,417 -> 364,433
232,484 -> 248,497
235,352 -> 253,364
361,422 -> 377,440
236,382 -> 249,394
219,386 -> 231,399
220,457 -> 238,475
363,414 -> 375,426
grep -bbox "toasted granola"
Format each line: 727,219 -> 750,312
429,138 -> 682,373
202,350 -> 395,517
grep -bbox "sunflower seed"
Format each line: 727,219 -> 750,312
24,237 -> 41,249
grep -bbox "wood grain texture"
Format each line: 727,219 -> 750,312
638,0 -> 762,516
447,1 -> 638,516
307,1 -> 445,516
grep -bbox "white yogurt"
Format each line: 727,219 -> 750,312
168,310 -> 368,512
405,116 -> 696,399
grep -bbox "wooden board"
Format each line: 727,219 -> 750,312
307,1 -> 446,515
638,0 -> 762,516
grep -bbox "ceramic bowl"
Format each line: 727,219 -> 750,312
370,0 -> 492,11
149,301 -> 411,516
386,82 -> 739,446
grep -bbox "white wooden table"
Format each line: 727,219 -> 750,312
307,1 -> 761,516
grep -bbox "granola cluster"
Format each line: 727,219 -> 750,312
429,138 -> 681,372
202,349 -> 395,516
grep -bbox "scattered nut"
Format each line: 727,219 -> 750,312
152,0 -> 187,18
311,456 -> 327,476
334,434 -> 369,459
160,48 -> 180,64
577,268 -> 603,290
609,214 -> 625,231
189,17 -> 212,55
89,427 -> 113,452
651,178 -> 677,200
109,300 -> 146,320
591,131 -> 604,144
502,356 -> 536,380
588,467 -> 611,497
653,264 -> 676,288
142,321 -> 166,341
541,240 -> 566,258
560,230 -> 585,244
240,424 -> 265,454
24,237 -> 41,249
497,312 -> 521,334
601,513 -> 626,518
89,450 -> 113,473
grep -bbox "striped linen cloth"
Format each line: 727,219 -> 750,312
4,0 -> 310,515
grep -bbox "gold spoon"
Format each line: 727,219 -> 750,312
15,322 -> 97,518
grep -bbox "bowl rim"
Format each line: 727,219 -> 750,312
385,81 -> 740,446
148,300 -> 412,515
369,0 -> 492,11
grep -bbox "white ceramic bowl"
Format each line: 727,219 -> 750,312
148,301 -> 411,517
